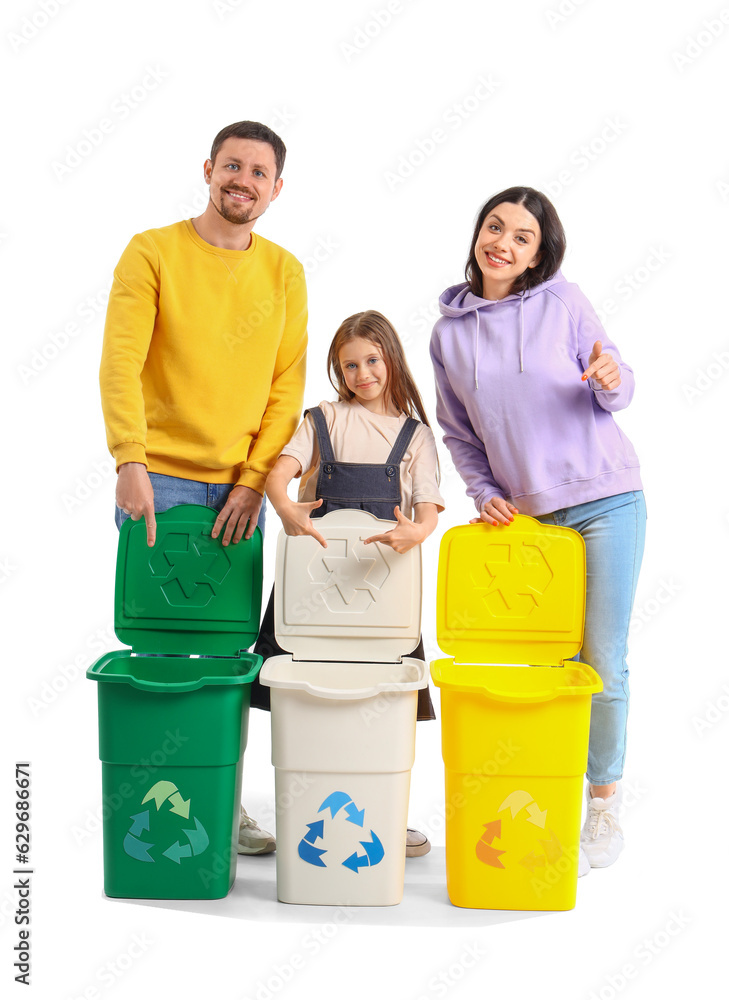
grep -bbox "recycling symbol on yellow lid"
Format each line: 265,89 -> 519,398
474,542 -> 553,618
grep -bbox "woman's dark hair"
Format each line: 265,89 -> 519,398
210,121 -> 286,179
465,186 -> 566,296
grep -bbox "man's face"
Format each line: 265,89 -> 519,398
204,138 -> 282,226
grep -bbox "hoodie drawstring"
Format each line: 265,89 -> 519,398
474,312 -> 479,389
474,293 -> 526,387
519,292 -> 524,373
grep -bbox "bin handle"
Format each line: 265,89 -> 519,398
266,679 -> 425,700
86,650 -> 259,692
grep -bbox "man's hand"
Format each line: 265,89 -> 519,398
581,340 -> 621,390
211,485 -> 263,546
116,462 -> 156,547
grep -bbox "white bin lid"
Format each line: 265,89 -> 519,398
274,509 -> 422,662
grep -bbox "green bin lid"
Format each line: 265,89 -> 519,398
114,504 -> 262,656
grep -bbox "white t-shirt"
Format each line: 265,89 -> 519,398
280,399 -> 445,518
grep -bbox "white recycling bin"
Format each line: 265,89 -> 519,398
260,508 -> 427,906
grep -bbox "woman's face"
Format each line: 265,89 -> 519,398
475,201 -> 542,299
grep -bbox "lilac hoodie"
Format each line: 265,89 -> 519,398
430,271 -> 642,516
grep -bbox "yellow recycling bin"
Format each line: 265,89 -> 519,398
431,515 -> 602,911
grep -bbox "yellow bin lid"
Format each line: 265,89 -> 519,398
436,515 -> 587,666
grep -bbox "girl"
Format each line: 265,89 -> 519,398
255,309 -> 444,856
430,187 -> 646,876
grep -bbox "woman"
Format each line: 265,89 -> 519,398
430,187 -> 646,875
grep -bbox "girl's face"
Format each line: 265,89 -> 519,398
475,201 -> 542,299
339,337 -> 389,413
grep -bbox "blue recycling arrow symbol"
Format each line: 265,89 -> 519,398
342,831 -> 385,874
318,791 -> 352,819
304,820 -> 324,843
298,792 -> 385,872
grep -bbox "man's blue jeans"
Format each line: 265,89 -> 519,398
115,471 -> 266,537
535,490 -> 646,786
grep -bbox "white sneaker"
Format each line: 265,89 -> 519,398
581,783 -> 624,868
578,846 -> 591,877
237,806 -> 276,855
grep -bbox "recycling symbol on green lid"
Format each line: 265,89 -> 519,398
149,531 -> 232,608
123,780 -> 209,865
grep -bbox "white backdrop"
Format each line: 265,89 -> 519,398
3,0 -> 728,997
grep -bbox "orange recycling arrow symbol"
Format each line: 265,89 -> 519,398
476,820 -> 505,868
475,792 -> 561,871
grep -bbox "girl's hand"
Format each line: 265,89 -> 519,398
363,505 -> 426,554
279,498 -> 327,548
581,340 -> 621,390
470,498 -> 519,527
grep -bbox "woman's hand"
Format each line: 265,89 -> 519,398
470,497 -> 519,526
581,340 -> 621,390
363,505 -> 427,554
279,498 -> 327,548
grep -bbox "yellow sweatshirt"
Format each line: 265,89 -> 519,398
99,220 -> 307,493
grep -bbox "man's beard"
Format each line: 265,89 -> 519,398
212,193 -> 257,225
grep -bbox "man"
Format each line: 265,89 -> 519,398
99,120 -> 307,854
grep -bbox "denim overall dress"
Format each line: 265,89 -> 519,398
251,405 -> 435,720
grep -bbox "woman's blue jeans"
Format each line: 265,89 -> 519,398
535,490 -> 646,786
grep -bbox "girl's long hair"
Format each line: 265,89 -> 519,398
327,311 -> 432,427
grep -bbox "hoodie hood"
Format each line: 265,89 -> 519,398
439,270 -> 568,385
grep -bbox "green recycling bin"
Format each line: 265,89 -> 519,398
87,505 -> 263,900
